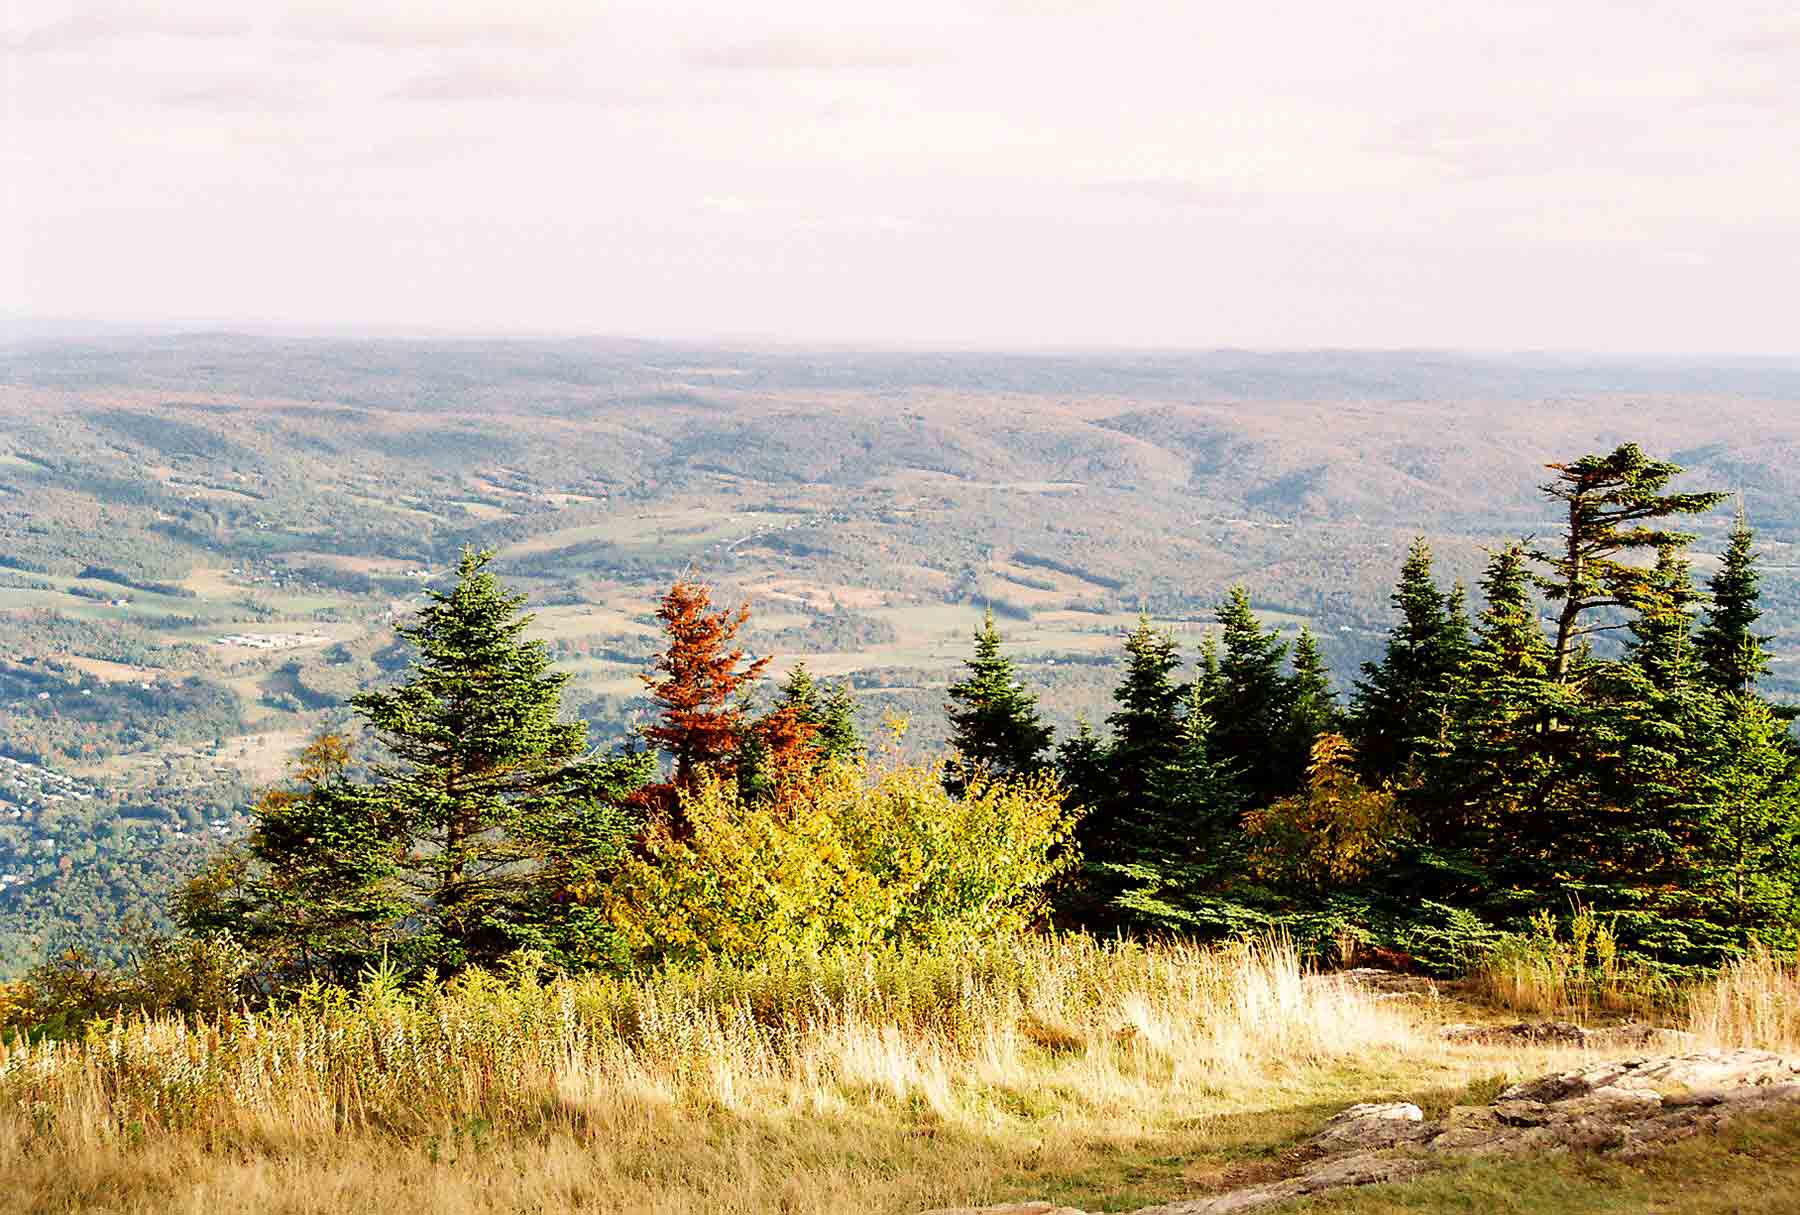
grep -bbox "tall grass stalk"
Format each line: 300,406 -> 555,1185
0,935 -> 1413,1146
1468,907 -> 1675,1018
1689,945 -> 1800,1051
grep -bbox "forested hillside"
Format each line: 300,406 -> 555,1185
1,335 -> 1796,969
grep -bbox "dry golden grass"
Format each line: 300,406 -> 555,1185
0,935 -> 1718,1214
1689,945 -> 1800,1052
0,937 -> 1527,1214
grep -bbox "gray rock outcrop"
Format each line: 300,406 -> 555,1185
932,1049 -> 1800,1215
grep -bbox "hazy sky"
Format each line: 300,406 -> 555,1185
6,1 -> 1798,351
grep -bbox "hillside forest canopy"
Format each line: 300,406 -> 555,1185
0,335 -> 1796,978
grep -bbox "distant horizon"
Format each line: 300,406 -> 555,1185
8,315 -> 1800,365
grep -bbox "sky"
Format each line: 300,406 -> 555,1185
5,1 -> 1799,352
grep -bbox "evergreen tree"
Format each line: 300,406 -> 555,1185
1208,587 -> 1295,805
1689,694 -> 1800,946
1589,546 -> 1716,925
1350,539 -> 1469,781
177,735 -> 404,985
777,662 -> 820,718
1055,717 -> 1110,825
815,684 -> 862,764
1105,690 -> 1255,934
1194,630 -> 1222,705
771,661 -> 862,764
1284,627 -> 1340,786
1696,512 -> 1774,696
1068,618 -> 1185,883
320,550 -> 653,973
1624,545 -> 1703,693
1423,544 -> 1558,865
1106,615 -> 1186,783
1535,444 -> 1726,684
736,663 -> 862,800
945,609 -> 1053,780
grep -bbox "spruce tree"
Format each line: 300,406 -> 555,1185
777,662 -> 820,718
345,549 -> 651,972
1055,718 -> 1110,819
1625,546 -> 1703,693
1690,694 -> 1800,946
814,684 -> 862,763
1107,615 -> 1186,783
1106,690 -> 1253,933
1424,544 -> 1557,865
945,609 -> 1053,780
1350,539 -> 1469,781
1284,627 -> 1340,787
1209,587 -> 1295,805
1696,513 -> 1773,696
738,663 -> 863,799
1535,444 -> 1726,685
1072,618 -> 1185,879
177,735 -> 404,985
1593,545 -> 1716,917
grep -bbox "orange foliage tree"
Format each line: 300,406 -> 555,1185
641,578 -> 770,826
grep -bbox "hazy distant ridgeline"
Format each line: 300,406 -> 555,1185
3,336 -> 1795,677
7,336 -> 1800,521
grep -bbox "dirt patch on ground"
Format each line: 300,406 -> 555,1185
217,729 -> 311,784
742,578 -> 890,611
180,567 -> 241,598
51,653 -> 167,683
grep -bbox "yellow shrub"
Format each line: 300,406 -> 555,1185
1244,734 -> 1402,889
602,754 -> 1077,964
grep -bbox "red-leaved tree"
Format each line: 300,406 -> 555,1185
641,578 -> 769,829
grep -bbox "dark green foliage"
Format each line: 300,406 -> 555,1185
945,610 -> 1053,780
1625,546 -> 1704,693
815,684 -> 862,764
1104,690 -> 1252,933
1685,695 -> 1800,946
347,549 -> 650,972
177,738 -> 406,985
1054,719 -> 1108,821
1055,620 -> 1188,927
1106,616 -> 1185,775
1350,539 -> 1469,782
1535,443 -> 1728,684
1412,544 -> 1560,885
1206,588 -> 1295,805
185,551 -> 652,980
737,663 -> 864,802
1283,627 -> 1340,782
1696,514 -> 1774,696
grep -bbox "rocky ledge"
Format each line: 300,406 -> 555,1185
925,1049 -> 1800,1215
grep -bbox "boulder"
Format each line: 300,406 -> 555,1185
1300,1102 -> 1428,1154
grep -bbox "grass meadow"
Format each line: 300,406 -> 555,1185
4,937 -> 1796,1214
